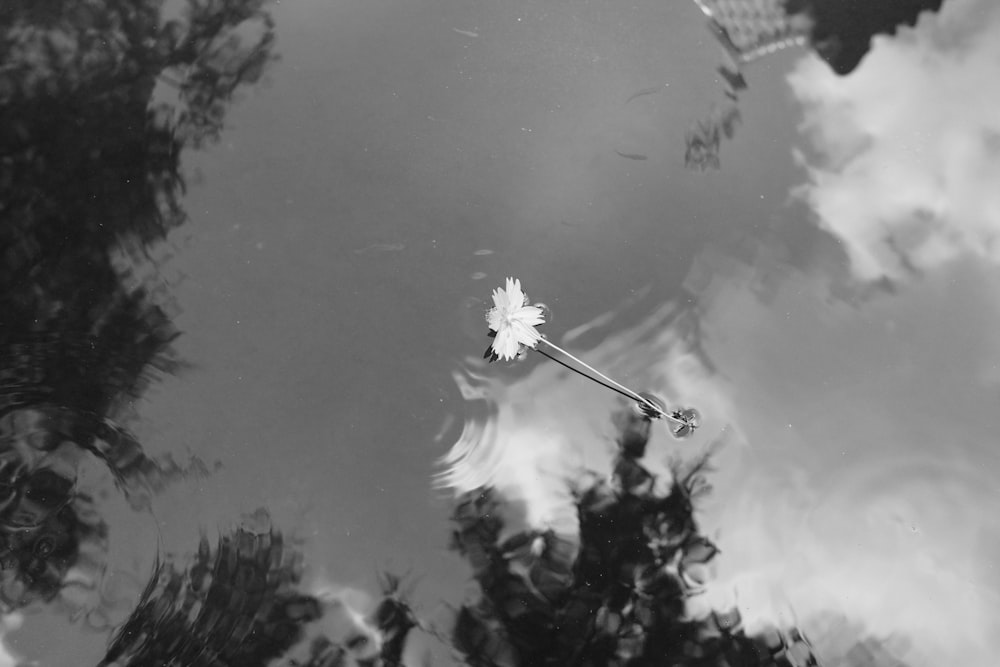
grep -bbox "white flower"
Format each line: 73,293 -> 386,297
485,277 -> 545,361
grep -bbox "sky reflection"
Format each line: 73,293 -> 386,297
789,0 -> 1000,280
692,250 -> 1000,666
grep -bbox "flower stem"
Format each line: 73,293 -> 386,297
534,337 -> 683,425
535,347 -> 646,405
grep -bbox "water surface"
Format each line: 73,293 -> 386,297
2,0 -> 997,665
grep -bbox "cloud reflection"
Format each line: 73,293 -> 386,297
789,0 -> 1000,279
689,249 -> 1000,666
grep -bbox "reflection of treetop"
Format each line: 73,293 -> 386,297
0,0 -> 278,244
448,407 -> 821,667
0,0 -> 277,410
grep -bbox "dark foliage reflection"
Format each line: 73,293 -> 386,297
447,406 -> 822,667
0,1 -> 436,663
0,0 -> 288,662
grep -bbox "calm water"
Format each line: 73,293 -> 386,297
2,0 -> 998,665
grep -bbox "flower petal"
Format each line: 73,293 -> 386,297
510,319 -> 540,347
491,286 -> 507,311
513,304 -> 545,326
491,326 -> 520,360
505,277 -> 524,307
486,307 -> 503,332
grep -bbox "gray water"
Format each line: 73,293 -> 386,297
2,0 -> 998,665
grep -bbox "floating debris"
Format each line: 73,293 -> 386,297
624,84 -> 667,105
353,242 -> 405,255
615,149 -> 648,161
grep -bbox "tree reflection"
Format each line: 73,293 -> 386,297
684,103 -> 741,172
0,408 -> 107,612
99,510 -> 323,667
0,2 -> 432,663
448,407 -> 822,667
0,0 -> 277,254
0,0 -> 278,653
